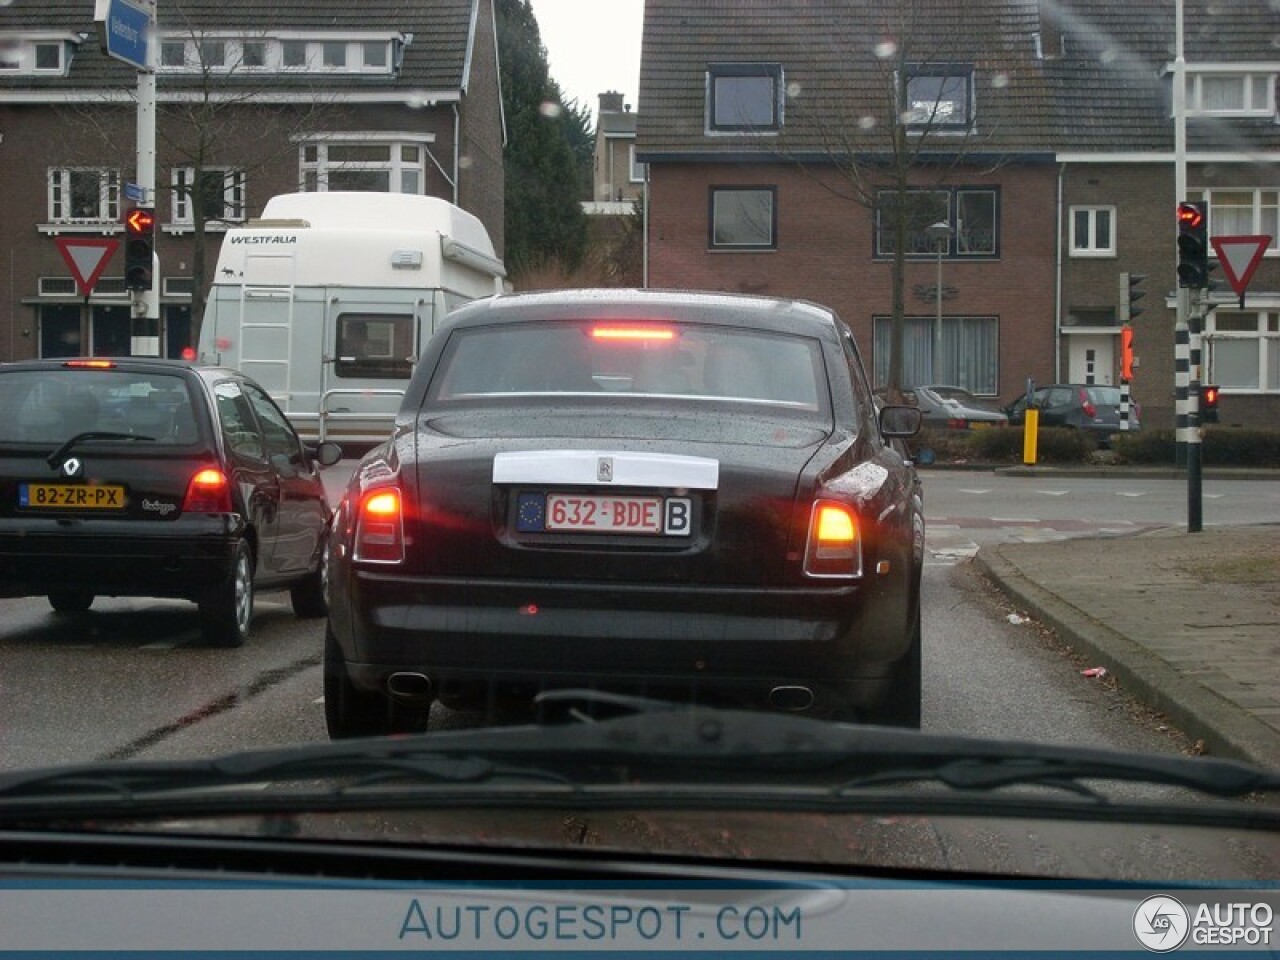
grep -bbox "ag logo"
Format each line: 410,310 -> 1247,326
1134,895 -> 1190,952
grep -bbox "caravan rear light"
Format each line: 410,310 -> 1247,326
804,500 -> 863,579
355,488 -> 405,564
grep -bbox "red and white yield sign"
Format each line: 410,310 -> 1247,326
54,236 -> 120,296
1211,234 -> 1271,307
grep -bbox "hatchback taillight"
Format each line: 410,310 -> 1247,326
804,500 -> 862,579
183,468 -> 233,513
1080,390 -> 1097,419
354,488 -> 405,564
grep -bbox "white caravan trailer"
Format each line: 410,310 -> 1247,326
198,191 -> 505,444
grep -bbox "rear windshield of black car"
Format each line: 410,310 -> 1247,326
0,370 -> 199,446
428,320 -> 830,413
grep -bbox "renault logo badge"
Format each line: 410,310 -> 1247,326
597,457 -> 614,482
60,457 -> 83,478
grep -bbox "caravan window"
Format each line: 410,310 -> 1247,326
334,313 -> 414,380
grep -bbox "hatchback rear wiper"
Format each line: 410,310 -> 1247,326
46,432 -> 156,468
0,706 -> 1277,826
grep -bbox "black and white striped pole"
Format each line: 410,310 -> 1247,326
1118,273 -> 1143,433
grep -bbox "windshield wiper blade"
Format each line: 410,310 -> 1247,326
0,708 -> 1276,822
46,432 -> 156,468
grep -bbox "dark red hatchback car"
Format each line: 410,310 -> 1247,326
0,358 -> 341,646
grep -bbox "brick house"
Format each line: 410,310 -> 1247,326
1050,0 -> 1280,430
636,0 -> 1062,406
636,0 -> 1280,427
0,0 -> 504,362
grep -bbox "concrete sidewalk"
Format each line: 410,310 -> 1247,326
974,524 -> 1280,770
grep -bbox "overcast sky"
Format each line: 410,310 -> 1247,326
527,0 -> 645,120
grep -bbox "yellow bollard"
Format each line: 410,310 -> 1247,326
1022,407 -> 1039,465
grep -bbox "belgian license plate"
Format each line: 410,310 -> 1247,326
519,493 -> 692,536
19,483 -> 126,510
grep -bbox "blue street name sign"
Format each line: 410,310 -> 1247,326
124,182 -> 146,203
98,0 -> 151,72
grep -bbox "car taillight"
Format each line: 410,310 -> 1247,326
804,500 -> 862,579
1080,390 -> 1096,419
947,417 -> 968,430
354,488 -> 404,564
183,468 -> 232,513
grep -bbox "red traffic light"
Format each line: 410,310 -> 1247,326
125,207 -> 155,235
1177,202 -> 1204,229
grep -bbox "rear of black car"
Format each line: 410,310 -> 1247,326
0,360 -> 243,608
325,293 -> 923,735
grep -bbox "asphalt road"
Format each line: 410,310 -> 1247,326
3,468 -> 1274,876
5,469 -> 1271,769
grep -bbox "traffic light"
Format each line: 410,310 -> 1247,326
1201,384 -> 1220,423
1119,271 -> 1146,323
1120,324 -> 1135,381
124,206 -> 155,291
1177,201 -> 1210,289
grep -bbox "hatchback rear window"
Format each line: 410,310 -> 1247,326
430,321 -> 827,411
0,370 -> 199,445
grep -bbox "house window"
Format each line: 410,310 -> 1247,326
241,41 -> 268,68
873,315 -> 999,394
199,40 -> 226,68
1069,206 -> 1116,257
876,187 -> 998,257
0,39 -> 66,74
172,168 -> 246,225
323,42 -> 347,68
707,63 -> 783,132
34,43 -> 61,71
1187,72 -> 1275,117
709,187 -> 776,250
1206,310 -> 1280,393
283,41 -> 308,67
49,169 -> 121,222
160,41 -> 186,67
1189,189 -> 1280,255
299,138 -> 426,194
904,65 -> 974,130
362,42 -> 388,68
629,144 -> 645,183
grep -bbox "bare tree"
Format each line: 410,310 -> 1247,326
65,17 -> 350,337
781,0 -> 1010,400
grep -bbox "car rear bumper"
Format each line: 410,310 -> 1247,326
334,571 -> 900,708
0,514 -> 246,600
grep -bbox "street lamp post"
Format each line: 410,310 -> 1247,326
926,221 -> 953,384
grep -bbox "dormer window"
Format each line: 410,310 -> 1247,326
155,33 -> 401,75
706,63 -> 783,134
904,64 -> 974,131
1186,71 -> 1275,117
0,36 -> 72,75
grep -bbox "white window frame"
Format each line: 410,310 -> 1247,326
1205,309 -> 1280,395
1068,205 -> 1116,258
297,133 -> 431,195
0,36 -> 71,76
628,144 -> 646,183
1189,188 -> 1280,256
155,32 -> 398,75
171,167 -> 246,226
48,168 -> 121,223
1186,71 -> 1276,118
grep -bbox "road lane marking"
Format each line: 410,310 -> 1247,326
1037,490 -> 1070,496
1116,491 -> 1147,497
